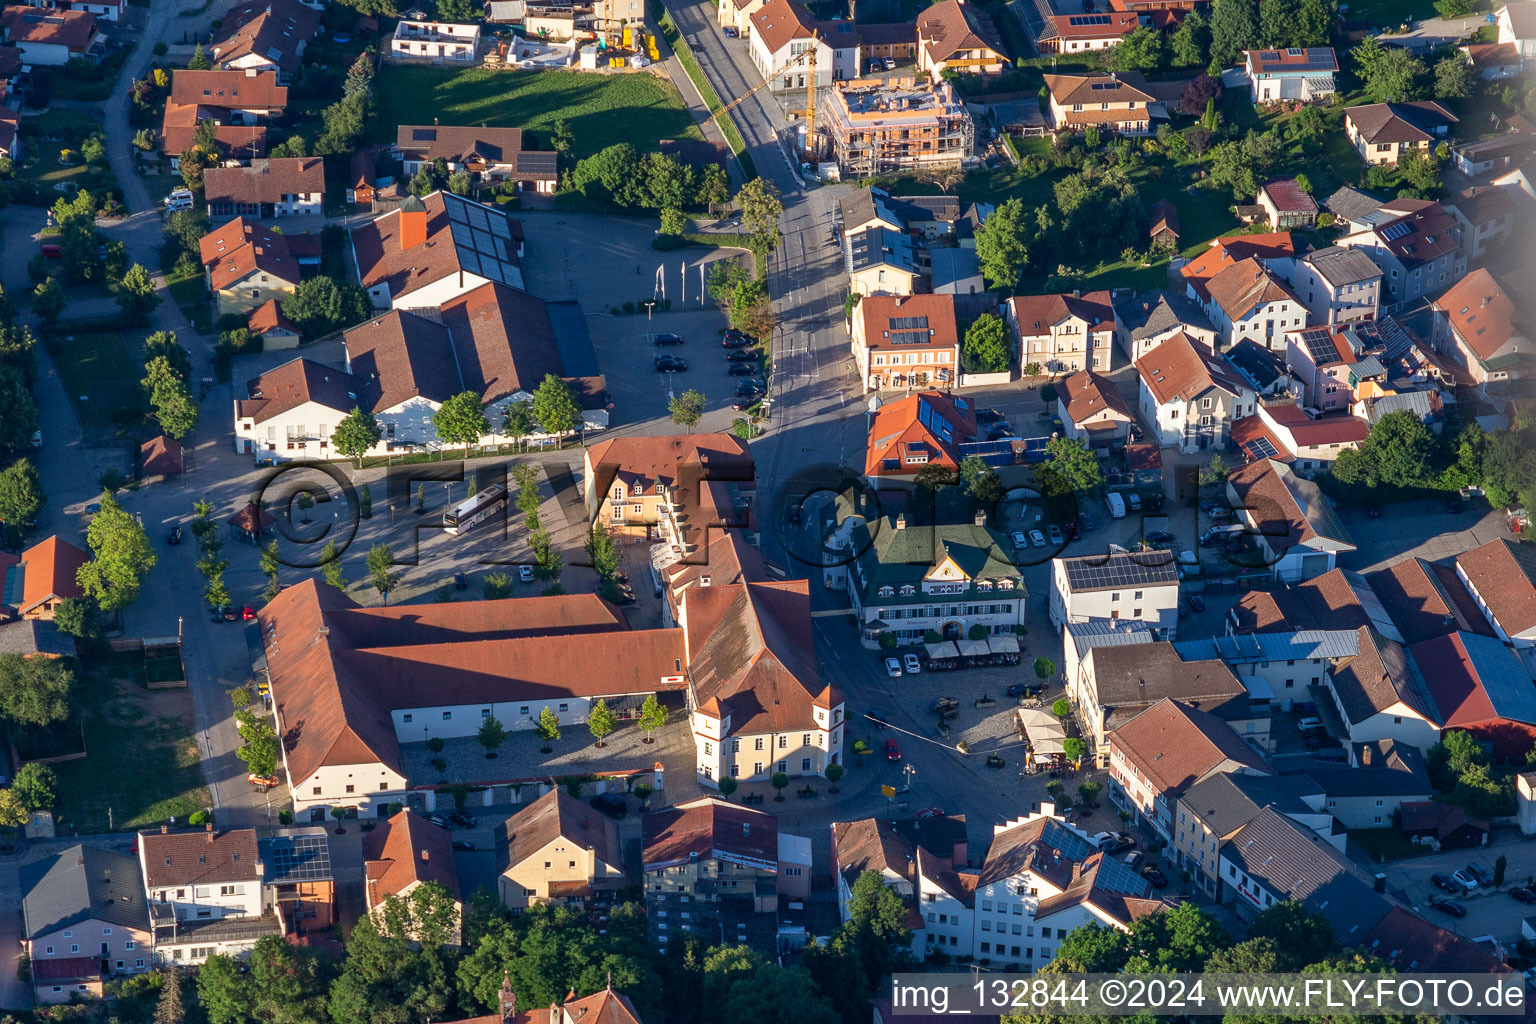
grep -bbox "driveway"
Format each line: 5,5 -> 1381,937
1375,840 -> 1536,950
1337,498 -> 1508,573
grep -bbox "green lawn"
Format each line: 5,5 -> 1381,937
51,654 -> 210,834
1341,0 -> 1438,30
371,66 -> 701,158
44,328 -> 148,433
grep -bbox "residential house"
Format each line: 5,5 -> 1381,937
231,357 -> 359,459
1294,740 -> 1432,829
1432,268 -> 1530,385
1055,370 -> 1133,447
137,826 -> 280,965
861,389 -> 977,487
831,814 -> 972,959
718,0 -> 767,31
1199,257 -> 1309,351
396,125 -> 558,194
1223,338 -> 1292,400
1337,201 -> 1465,311
1033,10 -> 1141,55
1049,552 -> 1179,640
0,535 -> 87,621
1172,628 -> 1361,716
1108,698 -> 1270,842
0,7 -> 96,65
1181,232 -> 1296,320
23,0 -> 122,20
837,190 -> 992,241
1231,398 -> 1369,472
161,69 -> 286,165
1324,185 -> 1391,230
641,798 -> 785,951
1345,102 -> 1458,166
1256,179 -> 1319,229
971,805 -> 1163,969
1369,556 -> 1494,644
746,0 -> 855,92
1452,132 -> 1534,177
1455,537 -> 1536,646
351,191 -> 525,309
363,810 -> 462,944
1498,0 -> 1536,60
1218,807 -> 1388,938
1173,774 -> 1334,900
497,789 -> 627,910
21,846 -> 150,1004
1227,566 -> 1402,637
522,2 -> 596,41
1320,624 -> 1442,748
1414,631 -> 1536,762
258,828 -> 335,938
1460,40 -> 1524,79
246,299 -> 301,348
1285,246 -> 1383,325
1445,185 -> 1516,260
915,0 -> 1007,77
841,508 -> 1028,648
845,226 -> 921,296
1074,641 -> 1255,766
931,247 -> 985,295
1148,199 -> 1179,247
656,531 -> 768,630
820,77 -> 975,177
1004,290 -> 1116,374
1063,620 -> 1155,717
210,0 -> 321,79
1285,324 -> 1389,412
203,158 -> 324,222
1112,288 -> 1216,363
851,293 -> 961,391
389,19 -> 480,61
1243,47 -> 1337,104
198,218 -> 302,317
1224,459 -> 1356,582
1134,331 -> 1254,453
0,106 -> 18,162
258,580 -> 688,818
838,186 -> 919,236
1040,73 -> 1153,135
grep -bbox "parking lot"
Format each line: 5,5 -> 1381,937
516,210 -> 756,435
1378,842 -> 1536,948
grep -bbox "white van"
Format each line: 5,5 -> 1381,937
1105,492 -> 1126,519
164,189 -> 194,212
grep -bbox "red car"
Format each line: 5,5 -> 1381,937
241,606 -> 257,621
885,738 -> 902,761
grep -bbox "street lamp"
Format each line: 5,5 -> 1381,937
643,300 -> 657,320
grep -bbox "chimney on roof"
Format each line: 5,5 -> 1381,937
973,509 -> 986,526
399,194 -> 428,251
1039,800 -> 1055,818
421,849 -> 430,862
1482,295 -> 1491,308
896,513 -> 906,529
206,824 -> 215,842
1361,745 -> 1372,766
161,826 -> 169,834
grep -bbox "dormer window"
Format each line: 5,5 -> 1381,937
977,580 -> 993,591
878,586 -> 895,597
631,482 -> 644,496
900,584 -> 916,596
997,579 -> 1014,590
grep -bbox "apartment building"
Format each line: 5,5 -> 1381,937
497,790 -> 628,911
1286,245 -> 1382,325
1004,291 -> 1116,373
389,19 -> 481,61
1201,257 -> 1309,351
21,847 -> 150,1005
851,292 -> 961,391
363,810 -> 462,944
1172,774 -> 1333,900
831,814 -> 971,959
1049,552 -> 1180,640
1337,201 -> 1466,311
137,826 -> 280,965
819,77 -> 974,176
1134,331 -> 1254,453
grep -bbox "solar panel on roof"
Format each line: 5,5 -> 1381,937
262,834 -> 332,883
888,331 -> 931,345
1068,13 -> 1111,24
1244,436 -> 1279,460
889,316 -> 929,330
412,128 -> 436,141
1300,328 -> 1340,367
1381,221 -> 1413,241
1063,553 -> 1177,590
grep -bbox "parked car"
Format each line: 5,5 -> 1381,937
1146,530 -> 1174,544
1185,594 -> 1206,613
1079,513 -> 1097,532
1510,887 -> 1536,904
425,814 -> 451,829
222,604 -> 239,621
654,355 -> 689,372
867,707 -> 888,729
987,424 -> 1015,441
1297,717 -> 1324,732
248,773 -> 279,788
735,377 -> 766,393
1431,872 -> 1457,892
722,25 -> 738,36
913,806 -> 945,820
725,348 -> 759,362
727,363 -> 758,376
1126,492 -> 1143,512
884,738 -> 902,761
167,525 -> 183,545
1028,529 -> 1047,548
653,332 -> 684,346
1124,851 -> 1144,870
589,793 -> 628,818
903,653 -> 921,675
1006,682 -> 1038,698
1141,865 -> 1169,888
884,657 -> 902,678
1010,530 -> 1029,549
448,811 -> 477,828
721,330 -> 750,346
1451,868 -> 1479,889
975,407 -> 1004,425
1430,899 -> 1467,918
1468,863 -> 1495,887
519,565 -> 535,582
1047,524 -> 1064,545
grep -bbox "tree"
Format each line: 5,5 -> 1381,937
281,276 -> 372,339
1332,410 -> 1437,488
77,494 -> 157,614
1051,697 -> 1071,719
585,524 -> 621,580
235,708 -> 280,779
504,401 -> 535,451
1209,0 -> 1259,66
116,263 -> 161,325
1259,0 -> 1303,47
570,143 -> 641,204
1434,53 -> 1473,99
0,787 -> 25,828
735,177 -> 784,256
187,42 -> 212,69
587,698 -> 618,747
770,771 -> 789,799
535,706 -> 561,749
258,539 -> 281,599
717,776 -> 738,800
478,715 -> 507,756
727,276 -> 778,340
1296,0 -> 1333,44
30,276 -> 65,323
1246,901 -> 1336,968
366,543 -> 400,603
530,529 -> 564,585
433,391 -> 490,455
198,955 -> 252,1024
1170,9 -> 1209,66
961,313 -> 1010,374
1079,778 -> 1102,804
1062,736 -> 1087,765
959,455 -> 1003,503
1039,437 -> 1104,496
697,163 -> 729,212
1396,149 -> 1443,192
144,330 -> 191,382
669,388 -> 707,431
316,93 -> 369,156
1287,104 -> 1327,148
659,207 -> 687,236
1105,26 -> 1166,70
551,117 -> 574,156
1353,36 -> 1426,102
447,169 -> 473,195
0,653 -> 72,728
11,762 -> 56,811
343,50 -> 375,100
531,373 -> 580,437
52,596 -> 103,639
142,355 -> 200,440
974,197 -> 1031,290
1495,853 -> 1507,886
154,970 -> 186,1024
333,407 -> 382,467
1434,0 -> 1477,16
638,693 -> 666,742
0,457 -> 44,534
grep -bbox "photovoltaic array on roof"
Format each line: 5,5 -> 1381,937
957,439 -> 1014,466
916,398 -> 954,442
889,315 -> 929,330
1463,633 -> 1536,723
1069,14 -> 1112,25
444,192 -> 519,285
1243,435 -> 1280,461
261,833 -> 333,883
1062,552 -> 1178,591
1299,327 -> 1341,367
1381,220 -> 1414,241
889,331 -> 932,345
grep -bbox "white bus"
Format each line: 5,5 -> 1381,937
444,485 -> 508,535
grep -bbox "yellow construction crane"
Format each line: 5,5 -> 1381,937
712,35 -> 819,158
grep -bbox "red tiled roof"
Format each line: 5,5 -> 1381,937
140,435 -> 184,477
1230,415 -> 1295,464
203,158 -> 323,205
1346,101 -> 1457,145
247,298 -> 299,337
159,109 -> 267,162
212,0 -> 322,73
1461,41 -> 1520,66
1456,538 -> 1536,637
1007,291 -> 1114,337
235,357 -> 357,424
1049,10 -> 1138,38
917,0 -> 1005,63
864,390 -> 977,476
748,0 -> 814,53
1205,257 -> 1300,321
643,796 -> 778,870
363,809 -> 460,907
1434,268 -> 1529,365
1042,72 -> 1153,107
1232,567 -> 1375,634
1261,402 -> 1370,447
0,8 -> 96,49
1369,557 -> 1493,641
1260,178 -> 1319,214
1226,458 -> 1353,551
1134,331 -> 1247,406
1110,698 -> 1268,798
139,827 -> 260,889
1181,232 -> 1295,301
169,69 -> 287,110
199,217 -> 300,292
1058,370 -> 1130,426
857,293 -> 960,353
13,536 -> 88,616
1244,47 -> 1337,73
32,956 -> 102,982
